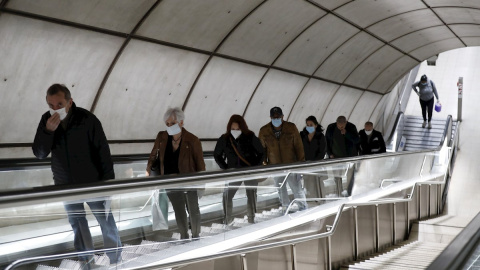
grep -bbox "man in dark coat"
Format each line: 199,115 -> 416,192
325,116 -> 360,158
32,84 -> 121,266
359,122 -> 386,155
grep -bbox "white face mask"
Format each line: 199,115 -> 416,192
167,123 -> 182,136
231,130 -> 242,139
49,107 -> 68,120
365,130 -> 373,136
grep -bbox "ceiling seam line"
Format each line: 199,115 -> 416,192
304,0 -> 421,63
389,24 -> 446,44
285,78 -> 311,122
181,0 -> 268,111
368,97 -> 383,123
421,1 -> 468,47
90,0 -> 163,112
347,91 -> 366,121
242,10 -> 329,119
319,85 -> 343,126
365,54 -> 414,91
0,7 -> 128,38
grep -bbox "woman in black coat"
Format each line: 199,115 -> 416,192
300,116 -> 327,161
214,114 -> 264,224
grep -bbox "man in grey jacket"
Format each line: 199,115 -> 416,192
412,74 -> 441,129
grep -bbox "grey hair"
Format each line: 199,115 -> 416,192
336,116 -> 347,124
163,107 -> 185,122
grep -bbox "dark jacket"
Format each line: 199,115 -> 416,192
146,128 -> 205,175
359,129 -> 386,155
214,132 -> 264,169
258,121 -> 305,165
32,102 -> 114,185
325,122 -> 360,158
300,126 -> 327,161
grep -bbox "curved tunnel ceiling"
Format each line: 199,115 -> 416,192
0,0 -> 478,153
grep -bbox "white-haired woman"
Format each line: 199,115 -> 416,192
146,107 -> 205,239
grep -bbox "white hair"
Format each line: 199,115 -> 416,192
163,107 -> 185,122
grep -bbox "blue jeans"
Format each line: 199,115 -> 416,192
64,200 -> 122,263
274,174 -> 307,210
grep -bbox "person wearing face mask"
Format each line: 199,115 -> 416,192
214,115 -> 264,224
412,74 -> 440,129
32,84 -> 122,266
258,107 -> 306,213
300,116 -> 327,161
359,121 -> 386,155
325,116 -> 360,159
146,107 -> 205,239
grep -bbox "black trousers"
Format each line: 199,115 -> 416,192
167,190 -> 201,239
419,97 -> 434,122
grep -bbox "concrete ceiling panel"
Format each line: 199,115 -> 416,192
369,56 -> 419,94
425,0 -> 480,8
6,0 -> 155,33
184,57 -> 266,138
94,40 -> 209,140
345,46 -> 404,88
314,32 -> 384,83
370,94 -> 389,132
367,9 -> 442,41
334,0 -> 426,28
288,79 -> 339,129
321,87 -> 363,125
0,14 -> 123,143
348,92 -> 383,129
244,70 -> 308,134
310,0 -> 352,10
450,24 -> 480,37
391,26 -> 455,53
434,7 -> 480,24
462,37 -> 480,46
217,0 -> 325,65
274,14 -> 360,74
410,38 -> 465,60
136,0 -> 262,51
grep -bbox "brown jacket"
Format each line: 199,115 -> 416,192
258,121 -> 305,165
146,128 -> 205,175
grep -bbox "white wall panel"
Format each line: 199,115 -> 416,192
275,14 -> 359,74
335,0 -> 426,28
136,0 -> 262,51
315,32 -> 384,84
450,24 -> 480,37
0,14 -> 123,143
321,87 -> 363,126
391,26 -> 454,53
184,57 -> 266,138
311,0 -> 352,10
345,46 -> 403,88
427,0 -> 480,8
369,56 -> 419,94
7,0 -> 154,33
370,94 -> 389,134
288,79 -> 339,129
348,92 -> 383,129
244,70 -> 308,134
94,40 -> 208,140
410,38 -> 465,60
218,0 -> 324,65
434,7 -> 480,24
367,9 -> 442,41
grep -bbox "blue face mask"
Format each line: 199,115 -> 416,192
306,126 -> 315,133
272,118 -> 282,127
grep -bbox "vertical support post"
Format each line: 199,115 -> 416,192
437,184 -> 441,215
326,236 -> 332,270
427,185 -> 431,218
375,204 -> 379,253
354,206 -> 359,261
417,184 -> 421,220
241,254 -> 247,270
393,203 -> 397,245
406,199 -> 410,238
457,77 -> 463,122
291,244 -> 297,270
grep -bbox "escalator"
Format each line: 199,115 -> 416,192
0,115 -> 458,270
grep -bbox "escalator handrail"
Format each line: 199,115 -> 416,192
438,115 -> 453,148
386,111 -> 404,151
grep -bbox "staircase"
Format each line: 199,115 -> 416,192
341,215 -> 470,270
402,116 -> 456,151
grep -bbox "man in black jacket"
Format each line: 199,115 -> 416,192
359,122 -> 386,155
325,116 -> 360,158
32,84 -> 121,266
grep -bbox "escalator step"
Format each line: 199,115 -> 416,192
36,266 -> 66,270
